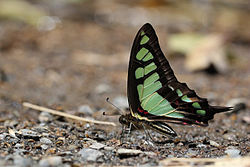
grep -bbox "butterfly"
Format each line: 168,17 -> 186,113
119,23 -> 232,139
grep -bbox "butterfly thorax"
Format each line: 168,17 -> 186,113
119,114 -> 131,126
119,112 -> 149,131
119,113 -> 139,126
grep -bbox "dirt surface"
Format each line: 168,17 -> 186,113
0,0 -> 249,166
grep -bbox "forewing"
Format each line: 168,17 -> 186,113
127,23 -> 177,114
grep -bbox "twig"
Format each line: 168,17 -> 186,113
22,102 -> 116,126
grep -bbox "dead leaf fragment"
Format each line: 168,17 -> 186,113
186,34 -> 228,73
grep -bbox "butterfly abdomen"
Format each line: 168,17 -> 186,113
147,121 -> 177,137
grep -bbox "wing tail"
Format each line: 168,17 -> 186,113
211,106 -> 233,114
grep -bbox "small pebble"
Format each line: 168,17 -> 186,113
78,105 -> 94,115
39,112 -> 53,122
18,129 -> 41,140
86,130 -> 107,141
223,133 -> 236,140
35,125 -> 50,133
89,142 -> 106,150
225,147 -> 241,158
78,148 -> 103,162
167,154 -> 175,158
68,144 -> 78,150
209,140 -> 220,147
8,128 -> 16,138
39,156 -> 62,167
58,151 -> 73,156
14,143 -> 23,148
9,138 -> 19,144
242,116 -> 250,124
41,133 -> 50,137
58,137 -> 65,141
117,148 -> 142,156
186,148 -> 197,157
104,146 -> 114,151
197,144 -> 207,148
177,142 -> 184,146
84,123 -> 90,129
41,144 -> 49,150
40,137 -> 53,145
0,134 -> 6,140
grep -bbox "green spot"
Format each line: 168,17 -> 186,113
196,110 -> 206,116
142,52 -> 153,62
181,95 -> 192,102
150,105 -> 174,116
167,112 -> 184,118
176,89 -> 183,97
135,67 -> 144,79
140,92 -> 176,116
144,62 -> 157,75
149,99 -> 174,116
144,73 -> 159,88
137,84 -> 143,102
142,92 -> 163,110
136,48 -> 148,60
168,85 -> 174,91
140,35 -> 149,45
141,31 -> 145,36
192,102 -> 201,109
141,81 -> 162,101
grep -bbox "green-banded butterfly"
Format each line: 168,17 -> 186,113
119,23 -> 232,138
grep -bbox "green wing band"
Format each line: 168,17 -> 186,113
135,67 -> 144,79
140,35 -> 149,45
136,48 -> 148,60
142,52 -> 153,62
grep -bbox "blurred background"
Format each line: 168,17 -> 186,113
0,0 -> 249,121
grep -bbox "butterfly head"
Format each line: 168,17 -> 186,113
119,114 -> 133,126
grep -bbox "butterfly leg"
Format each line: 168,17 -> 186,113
141,123 -> 155,146
119,123 -> 133,143
118,125 -> 125,140
126,122 -> 132,138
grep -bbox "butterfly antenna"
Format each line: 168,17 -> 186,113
102,111 -> 120,116
105,97 -> 126,115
